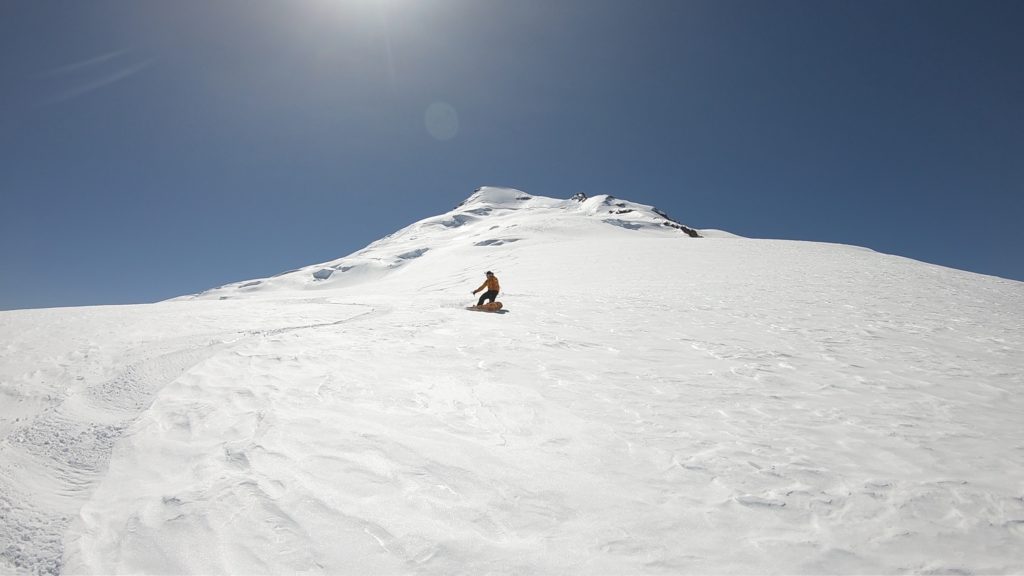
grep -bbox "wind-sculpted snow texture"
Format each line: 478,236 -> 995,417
2,187 -> 1023,574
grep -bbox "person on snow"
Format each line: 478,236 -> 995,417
472,271 -> 500,306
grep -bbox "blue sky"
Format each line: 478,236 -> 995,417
1,0 -> 1021,310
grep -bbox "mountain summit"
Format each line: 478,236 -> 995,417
183,187 -> 708,300
2,187 -> 1022,575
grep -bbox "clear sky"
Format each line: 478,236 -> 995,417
1,0 -> 1022,310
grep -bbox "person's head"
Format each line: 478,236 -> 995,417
486,271 -> 493,277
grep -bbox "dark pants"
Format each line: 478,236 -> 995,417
477,290 -> 498,306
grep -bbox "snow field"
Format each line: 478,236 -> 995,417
3,187 -> 1023,574
0,300 -> 372,574
60,236 -> 1024,574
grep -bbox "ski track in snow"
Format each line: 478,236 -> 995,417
0,301 -> 376,574
2,188 -> 1024,574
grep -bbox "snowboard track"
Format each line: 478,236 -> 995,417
0,343 -> 226,575
0,303 -> 382,575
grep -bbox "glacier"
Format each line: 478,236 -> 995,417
1,187 -> 1022,574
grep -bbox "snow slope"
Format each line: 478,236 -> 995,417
177,188 -> 703,300
2,187 -> 1022,575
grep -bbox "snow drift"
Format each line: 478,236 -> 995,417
1,187 -> 1022,575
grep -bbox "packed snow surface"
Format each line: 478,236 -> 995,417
2,187 -> 1023,575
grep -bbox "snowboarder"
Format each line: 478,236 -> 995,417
472,271 -> 500,306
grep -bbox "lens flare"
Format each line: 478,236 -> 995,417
425,101 -> 459,141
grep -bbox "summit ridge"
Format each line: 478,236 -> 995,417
184,186 -> 706,300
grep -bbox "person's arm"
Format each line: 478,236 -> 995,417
473,281 -> 487,294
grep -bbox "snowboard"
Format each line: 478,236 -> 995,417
467,301 -> 503,312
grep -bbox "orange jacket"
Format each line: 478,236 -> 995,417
475,275 -> 500,293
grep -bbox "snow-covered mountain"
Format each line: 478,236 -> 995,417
178,187 -> 709,300
2,187 -> 1022,575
